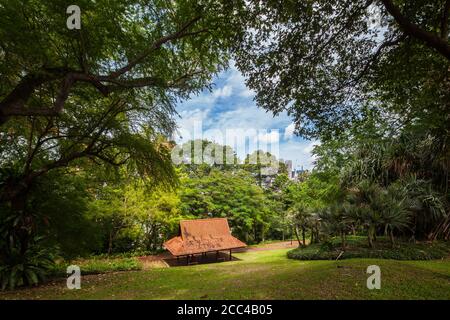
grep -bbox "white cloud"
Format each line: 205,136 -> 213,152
225,65 -> 245,87
279,139 -> 321,170
175,108 -> 209,143
213,105 -> 289,130
239,88 -> 255,98
175,63 -> 319,169
256,130 -> 279,144
224,63 -> 256,99
213,85 -> 233,98
304,140 -> 320,154
284,123 -> 296,140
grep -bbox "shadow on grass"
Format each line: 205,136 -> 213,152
164,251 -> 241,267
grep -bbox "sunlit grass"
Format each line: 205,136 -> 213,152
1,249 -> 449,300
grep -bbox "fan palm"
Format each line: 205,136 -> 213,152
318,204 -> 353,249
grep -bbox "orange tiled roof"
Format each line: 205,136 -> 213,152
163,218 -> 246,256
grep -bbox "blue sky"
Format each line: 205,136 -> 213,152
174,63 -> 318,170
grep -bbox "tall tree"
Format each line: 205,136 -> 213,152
0,0 -> 235,124
0,0 -> 236,269
0,0 -> 235,210
179,169 -> 273,243
232,0 -> 450,139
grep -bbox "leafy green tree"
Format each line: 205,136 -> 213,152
287,203 -> 311,246
176,139 -> 239,177
138,189 -> 185,251
0,1 -> 236,281
283,172 -> 341,210
337,131 -> 450,240
243,150 -> 287,187
89,180 -> 140,254
0,0 -> 235,124
232,0 -> 450,139
88,173 -> 186,254
179,169 -> 273,243
342,180 -> 412,247
0,0 -> 236,210
30,170 -> 103,258
266,173 -> 292,240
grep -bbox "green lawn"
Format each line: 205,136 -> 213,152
1,249 -> 450,300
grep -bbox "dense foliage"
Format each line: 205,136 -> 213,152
288,236 -> 450,261
0,0 -> 237,289
179,169 -> 274,243
232,0 -> 450,252
233,0 -> 450,139
1,0 -> 449,291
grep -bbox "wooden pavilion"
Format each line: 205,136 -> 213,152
163,218 -> 246,265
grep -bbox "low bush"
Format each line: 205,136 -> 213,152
90,249 -> 164,259
287,236 -> 450,260
51,256 -> 143,277
0,236 -> 58,290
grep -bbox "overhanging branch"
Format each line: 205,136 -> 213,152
380,0 -> 450,60
0,16 -> 205,124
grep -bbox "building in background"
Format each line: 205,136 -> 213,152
283,160 -> 309,181
284,160 -> 293,178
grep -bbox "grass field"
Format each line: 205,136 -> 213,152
1,249 -> 449,300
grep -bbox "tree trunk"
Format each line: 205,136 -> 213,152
302,228 -> 306,246
380,0 -> 450,60
293,227 -> 301,247
315,229 -> 320,243
367,228 -> 374,248
108,231 -> 114,255
341,232 -> 346,249
7,190 -> 32,256
389,229 -> 395,247
152,223 -> 158,251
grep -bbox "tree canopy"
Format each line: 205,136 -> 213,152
0,0 -> 237,210
233,0 -> 450,139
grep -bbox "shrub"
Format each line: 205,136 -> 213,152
287,236 -> 450,261
0,236 -> 58,290
51,256 -> 142,277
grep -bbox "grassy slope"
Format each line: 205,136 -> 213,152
1,249 -> 449,300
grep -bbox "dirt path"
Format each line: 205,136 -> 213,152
240,240 -> 300,252
138,241 -> 300,269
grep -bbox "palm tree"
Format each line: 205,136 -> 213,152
318,205 -> 353,249
378,184 -> 412,246
380,203 -> 410,246
340,131 -> 450,242
399,175 -> 447,240
344,180 -> 383,248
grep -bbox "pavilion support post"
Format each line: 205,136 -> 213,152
229,249 -> 232,261
216,251 -> 219,261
